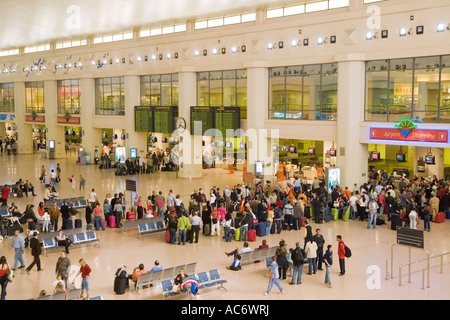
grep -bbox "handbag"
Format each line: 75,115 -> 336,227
6,269 -> 14,282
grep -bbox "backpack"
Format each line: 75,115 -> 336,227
344,244 -> 352,258
292,248 -> 304,264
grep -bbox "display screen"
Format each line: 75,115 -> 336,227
425,155 -> 435,164
115,147 -> 126,164
154,106 -> 178,134
329,149 -> 336,157
135,106 -> 154,133
326,167 -> 341,191
49,140 -> 55,149
102,133 -> 108,138
255,161 -> 264,174
130,148 -> 137,158
240,143 -> 246,150
308,147 -> 315,155
396,153 -> 406,162
112,134 -> 118,139
121,135 -> 126,140
226,142 -> 232,148
290,147 -> 296,153
371,152 -> 380,160
190,106 -> 240,136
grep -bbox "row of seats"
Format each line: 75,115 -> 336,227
161,269 -> 227,299
45,198 -> 87,210
32,288 -> 82,300
137,219 -> 166,239
134,262 -> 197,294
41,230 -> 100,255
239,246 -> 279,265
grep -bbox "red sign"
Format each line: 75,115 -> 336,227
25,115 -> 45,123
57,116 -> 81,125
370,128 -> 448,143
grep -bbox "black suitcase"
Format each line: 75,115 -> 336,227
114,276 -> 128,295
304,206 -> 311,219
391,214 -> 402,231
62,219 -> 73,230
204,223 -> 211,236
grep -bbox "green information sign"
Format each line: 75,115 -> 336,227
135,106 -> 178,133
190,106 -> 241,136
135,106 -> 154,133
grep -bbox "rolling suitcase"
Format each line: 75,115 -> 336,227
342,207 -> 350,222
270,221 -> 276,234
63,219 -> 73,230
446,211 -> 450,219
300,217 -> 307,227
235,228 -> 241,241
109,215 -> 116,228
257,222 -> 266,237
16,189 -> 23,198
248,229 -> 256,242
391,214 -> 402,231
165,230 -> 171,243
324,213 -> 331,223
75,219 -> 82,229
127,211 -> 135,221
435,212 -> 445,223
114,269 -> 129,295
331,208 -> 339,221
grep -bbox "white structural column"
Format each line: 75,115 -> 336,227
177,69 -> 203,179
44,80 -> 65,158
124,75 -> 147,157
246,64 -> 277,178
14,81 -> 33,154
336,56 -> 368,187
80,78 -> 102,156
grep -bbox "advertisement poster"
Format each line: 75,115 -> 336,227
326,167 -> 341,190
115,147 -> 126,164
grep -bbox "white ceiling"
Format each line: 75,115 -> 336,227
0,0 -> 304,49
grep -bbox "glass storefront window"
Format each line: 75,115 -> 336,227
0,83 -> 14,112
269,64 -> 336,120
57,79 -> 81,114
25,81 -> 45,113
196,69 -> 248,119
95,77 -> 125,115
140,74 -> 178,107
365,55 -> 450,123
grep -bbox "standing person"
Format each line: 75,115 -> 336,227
0,256 -> 11,300
275,240 -> 289,280
337,235 -> 346,276
367,198 -> 379,229
177,212 -> 189,245
93,202 -> 105,231
305,238 -> 318,275
189,211 -> 202,244
55,252 -> 71,289
79,175 -> 86,190
85,202 -> 93,230
422,202 -> 432,232
61,201 -> 71,230
9,229 -> 25,270
74,259 -> 91,300
210,209 -> 221,237
69,175 -> 76,192
1,185 -> 10,207
167,214 -> 178,245
312,229 -> 325,271
56,163 -> 61,182
264,256 -> 285,296
289,242 -> 305,285
222,212 -> 233,242
89,189 -> 98,209
49,201 -> 60,231
303,220 -> 313,249
113,199 -> 124,228
26,232 -> 43,274
409,206 -> 418,230
323,245 -> 333,288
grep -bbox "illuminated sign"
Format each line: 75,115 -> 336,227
370,118 -> 448,144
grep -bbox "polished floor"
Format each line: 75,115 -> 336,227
1,151 -> 450,300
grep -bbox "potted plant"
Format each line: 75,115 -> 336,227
64,110 -> 71,122
31,109 -> 37,121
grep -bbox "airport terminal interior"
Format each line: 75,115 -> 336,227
0,0 -> 450,301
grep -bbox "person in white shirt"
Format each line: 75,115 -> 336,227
305,239 -> 318,275
210,190 -> 217,209
89,189 -> 97,208
349,193 -> 358,221
225,241 -> 251,259
367,198 -> 379,229
409,209 -> 418,230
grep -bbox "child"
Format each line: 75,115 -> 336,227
229,254 -> 242,271
287,248 -> 293,277
53,275 -> 66,293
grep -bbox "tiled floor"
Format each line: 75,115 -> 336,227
1,151 -> 450,300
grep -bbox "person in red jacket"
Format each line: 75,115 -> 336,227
1,185 -> 10,207
337,235 -> 346,276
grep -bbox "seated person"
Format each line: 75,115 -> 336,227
228,254 -> 242,271
24,180 -> 36,197
8,203 -> 21,217
128,263 -> 147,287
256,239 -> 269,250
55,230 -> 72,254
149,260 -> 162,273
225,241 -> 251,259
174,268 -> 188,293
